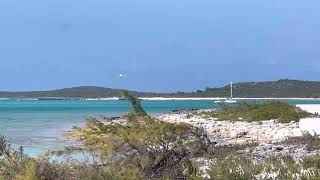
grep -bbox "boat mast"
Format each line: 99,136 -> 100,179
230,81 -> 233,99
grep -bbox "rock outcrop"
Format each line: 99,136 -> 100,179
157,112 -> 303,145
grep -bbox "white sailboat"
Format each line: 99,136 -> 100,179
214,82 -> 237,104
225,81 -> 237,103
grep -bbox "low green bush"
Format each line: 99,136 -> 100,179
70,93 -> 212,179
208,155 -> 320,180
198,102 -> 313,123
282,133 -> 320,151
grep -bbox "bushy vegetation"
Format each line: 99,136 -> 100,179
0,137 -> 76,180
209,143 -> 258,159
122,90 -> 147,116
208,155 -> 320,180
71,93 -> 213,179
197,102 -> 313,123
282,133 -> 320,151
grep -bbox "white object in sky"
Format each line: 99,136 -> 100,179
119,74 -> 127,78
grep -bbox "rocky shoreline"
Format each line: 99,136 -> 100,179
63,103 -> 320,179
156,109 -> 320,159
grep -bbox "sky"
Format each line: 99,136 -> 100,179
0,0 -> 320,92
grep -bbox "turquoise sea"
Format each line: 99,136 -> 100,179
1,99 -> 320,156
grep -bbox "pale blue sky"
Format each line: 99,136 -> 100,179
0,0 -> 320,92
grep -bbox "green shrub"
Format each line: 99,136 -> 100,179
122,91 -> 147,116
282,133 -> 320,151
302,156 -> 320,170
208,155 -> 320,180
73,117 -> 211,179
199,102 -> 312,123
208,156 -> 261,180
70,92 -> 212,179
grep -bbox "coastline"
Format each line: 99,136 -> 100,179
153,104 -> 320,158
2,97 -> 320,101
140,97 -> 320,101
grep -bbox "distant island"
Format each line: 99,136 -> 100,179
0,79 -> 320,99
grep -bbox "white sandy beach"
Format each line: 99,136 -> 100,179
296,104 -> 320,114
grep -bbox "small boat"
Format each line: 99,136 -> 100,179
225,81 -> 237,104
225,98 -> 237,103
214,81 -> 237,104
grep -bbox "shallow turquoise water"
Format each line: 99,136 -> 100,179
0,99 -> 319,156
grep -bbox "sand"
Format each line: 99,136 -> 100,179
296,104 -> 320,114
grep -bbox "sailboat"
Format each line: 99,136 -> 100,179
214,81 -> 237,104
225,81 -> 237,103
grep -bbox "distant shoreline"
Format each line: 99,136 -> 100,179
139,97 -> 320,101
1,97 -> 320,101
1,80 -> 320,100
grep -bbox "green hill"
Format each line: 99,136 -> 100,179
0,79 -> 320,98
0,86 -> 145,99
196,79 -> 320,98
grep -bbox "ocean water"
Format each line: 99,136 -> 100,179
0,99 -> 319,156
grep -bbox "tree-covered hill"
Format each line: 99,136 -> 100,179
0,86 -> 147,99
198,79 -> 320,98
0,79 -> 320,98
